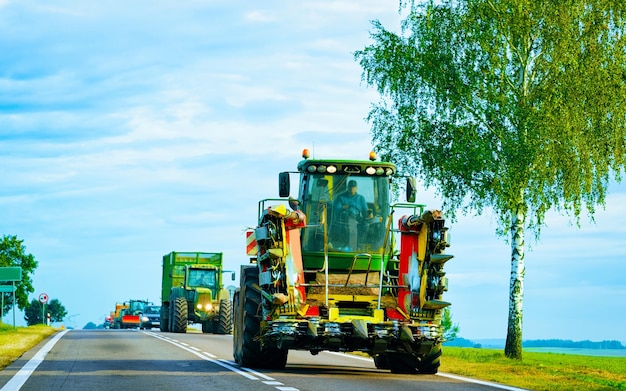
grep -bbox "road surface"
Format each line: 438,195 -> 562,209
0,330 -> 526,391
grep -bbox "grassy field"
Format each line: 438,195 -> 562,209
1,324 -> 625,390
442,346 -> 626,390
0,323 -> 59,369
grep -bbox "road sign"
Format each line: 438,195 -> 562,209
39,293 -> 49,304
0,267 -> 22,282
0,285 -> 16,293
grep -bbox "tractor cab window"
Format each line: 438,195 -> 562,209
189,269 -> 216,288
301,173 -> 390,253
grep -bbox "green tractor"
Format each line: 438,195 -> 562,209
160,252 -> 235,334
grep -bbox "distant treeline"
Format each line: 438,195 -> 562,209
444,337 -> 482,348
444,338 -> 626,350
523,339 -> 625,349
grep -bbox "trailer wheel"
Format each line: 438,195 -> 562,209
417,343 -> 442,374
201,320 -> 213,333
172,296 -> 188,333
215,298 -> 232,335
237,266 -> 288,369
160,304 -> 169,332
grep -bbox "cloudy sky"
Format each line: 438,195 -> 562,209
1,0 -> 625,344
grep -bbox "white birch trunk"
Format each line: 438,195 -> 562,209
504,207 -> 525,359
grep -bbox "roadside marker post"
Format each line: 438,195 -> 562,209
0,266 -> 22,328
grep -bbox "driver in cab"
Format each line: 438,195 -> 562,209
335,179 -> 369,219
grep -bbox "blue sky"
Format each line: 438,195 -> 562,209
1,1 -> 625,344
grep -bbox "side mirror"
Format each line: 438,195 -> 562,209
279,172 -> 290,197
406,177 -> 417,203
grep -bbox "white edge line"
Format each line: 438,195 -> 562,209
324,351 -> 528,390
436,373 -> 529,391
144,332 -> 258,380
238,365 -> 276,381
1,329 -> 70,391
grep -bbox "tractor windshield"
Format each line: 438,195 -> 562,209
301,173 -> 390,254
188,269 -> 217,288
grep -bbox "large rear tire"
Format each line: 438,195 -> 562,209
236,266 -> 288,369
215,298 -> 232,335
387,352 -> 418,374
373,353 -> 390,369
172,296 -> 188,333
417,343 -> 442,374
232,290 -> 242,363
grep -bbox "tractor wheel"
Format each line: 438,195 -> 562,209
232,290 -> 242,363
387,352 -> 419,374
215,298 -> 232,335
417,343 -> 442,374
172,296 -> 188,333
373,353 -> 390,370
238,266 -> 288,369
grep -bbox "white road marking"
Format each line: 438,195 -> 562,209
324,350 -> 529,390
436,373 -> 529,391
0,329 -> 70,391
144,331 -> 300,391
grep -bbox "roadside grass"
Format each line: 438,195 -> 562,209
442,346 -> 626,391
1,325 -> 625,391
0,323 -> 59,369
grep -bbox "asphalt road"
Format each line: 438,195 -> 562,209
0,330 -> 525,391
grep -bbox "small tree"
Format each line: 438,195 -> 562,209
442,308 -> 460,342
24,298 -> 68,326
0,235 -> 38,314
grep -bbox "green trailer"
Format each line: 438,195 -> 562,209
160,251 -> 234,334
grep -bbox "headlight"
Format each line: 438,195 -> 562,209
141,316 -> 149,322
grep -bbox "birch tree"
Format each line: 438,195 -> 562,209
355,0 -> 626,359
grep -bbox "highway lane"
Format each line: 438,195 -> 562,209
0,330 -> 526,391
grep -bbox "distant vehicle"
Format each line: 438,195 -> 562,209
103,314 -> 114,329
114,299 -> 152,329
140,305 -> 161,330
160,252 -> 235,334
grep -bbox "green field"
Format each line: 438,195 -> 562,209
442,346 -> 626,390
1,324 -> 625,390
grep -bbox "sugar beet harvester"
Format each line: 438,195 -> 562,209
233,150 -> 453,374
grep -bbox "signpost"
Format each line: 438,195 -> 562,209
0,266 -> 22,328
39,293 -> 49,325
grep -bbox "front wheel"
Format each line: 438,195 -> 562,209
215,298 -> 232,335
236,266 -> 287,369
171,296 -> 188,333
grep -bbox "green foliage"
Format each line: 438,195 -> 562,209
356,0 -> 626,360
356,0 -> 626,235
24,298 -> 67,326
0,235 -> 38,314
441,307 -> 460,341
